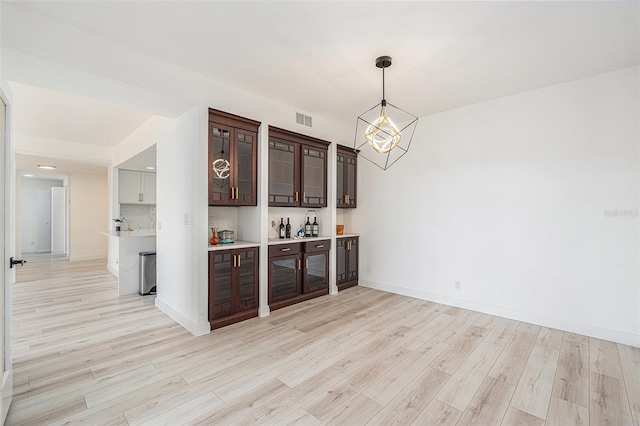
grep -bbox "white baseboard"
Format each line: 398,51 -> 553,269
69,255 -> 107,262
258,305 -> 270,317
1,369 -> 12,424
360,279 -> 640,348
106,264 -> 118,277
155,297 -> 210,337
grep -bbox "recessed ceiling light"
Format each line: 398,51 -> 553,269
146,166 -> 155,170
38,164 -> 56,170
23,174 -> 34,177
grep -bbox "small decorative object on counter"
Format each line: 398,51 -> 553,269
336,225 -> 344,235
113,218 -> 123,232
210,227 -> 218,245
297,224 -> 305,238
269,220 -> 278,240
312,217 -> 319,237
217,229 -> 235,244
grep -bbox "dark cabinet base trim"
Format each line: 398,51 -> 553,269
337,280 -> 358,291
269,289 -> 329,312
210,308 -> 258,330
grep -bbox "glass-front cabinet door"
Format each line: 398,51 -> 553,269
209,251 -> 234,320
337,146 -> 357,209
336,238 -> 347,285
345,154 -> 357,207
268,138 -> 299,206
347,237 -> 358,282
209,123 -> 233,206
301,146 -> 326,207
235,130 -> 257,205
336,151 -> 345,207
303,252 -> 328,293
269,254 -> 301,302
237,248 -> 258,311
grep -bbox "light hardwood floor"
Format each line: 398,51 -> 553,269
7,259 -> 639,425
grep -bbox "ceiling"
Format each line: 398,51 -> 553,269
9,82 -> 153,147
15,153 -> 108,180
116,144 -> 157,172
3,1 -> 639,149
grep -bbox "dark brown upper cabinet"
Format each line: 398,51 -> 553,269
268,126 -> 330,208
208,109 -> 260,206
336,145 -> 357,208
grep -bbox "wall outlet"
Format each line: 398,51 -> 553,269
209,216 -> 215,226
455,281 -> 462,290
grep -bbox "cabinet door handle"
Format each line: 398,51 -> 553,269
281,248 -> 291,252
297,259 -> 302,270
233,254 -> 237,268
295,191 -> 299,202
316,244 -> 325,248
234,187 -> 239,199
237,255 -> 241,267
305,258 -> 308,269
303,192 -> 306,202
346,195 -> 350,204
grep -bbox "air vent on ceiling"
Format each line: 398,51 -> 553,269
296,112 -> 313,127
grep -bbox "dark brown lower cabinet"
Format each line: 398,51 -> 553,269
337,236 -> 358,291
269,240 -> 330,311
209,247 -> 259,329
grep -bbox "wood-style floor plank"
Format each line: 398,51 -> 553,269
510,327 -> 563,419
6,258 -> 639,425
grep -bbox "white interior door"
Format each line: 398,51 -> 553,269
36,190 -> 52,253
1,85 -> 14,422
51,186 -> 66,256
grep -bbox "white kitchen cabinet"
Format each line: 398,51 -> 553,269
119,169 -> 156,204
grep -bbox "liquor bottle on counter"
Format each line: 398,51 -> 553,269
285,218 -> 291,239
279,218 -> 285,239
305,217 -> 312,237
312,217 -> 319,237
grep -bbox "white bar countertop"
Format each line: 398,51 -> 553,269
268,236 -> 331,245
208,240 -> 260,251
99,229 -> 156,238
336,233 -> 359,238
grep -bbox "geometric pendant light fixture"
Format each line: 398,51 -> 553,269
354,56 -> 419,170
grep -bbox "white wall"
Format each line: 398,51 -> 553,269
155,106 -> 205,333
354,67 -> 640,346
18,177 -> 62,252
68,173 -> 107,261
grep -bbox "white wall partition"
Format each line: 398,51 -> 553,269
51,186 -> 66,255
68,173 -> 108,261
354,67 -> 640,346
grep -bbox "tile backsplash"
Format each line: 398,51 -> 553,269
119,204 -> 156,230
